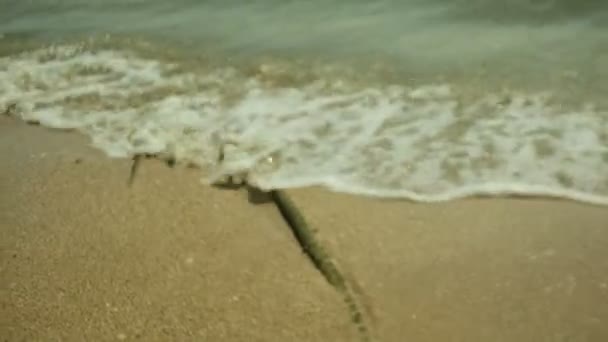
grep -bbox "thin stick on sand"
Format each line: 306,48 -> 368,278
269,189 -> 372,342
213,139 -> 373,341
128,153 -> 176,187
127,154 -> 142,186
125,146 -> 373,341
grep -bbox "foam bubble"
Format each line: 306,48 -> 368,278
2,44 -> 607,205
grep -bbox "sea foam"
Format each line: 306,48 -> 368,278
2,44 -> 607,205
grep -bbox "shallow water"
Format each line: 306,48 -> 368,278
1,0 -> 608,204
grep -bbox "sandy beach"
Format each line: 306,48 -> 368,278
2,115 -> 608,341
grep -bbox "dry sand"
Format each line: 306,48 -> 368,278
2,115 -> 608,342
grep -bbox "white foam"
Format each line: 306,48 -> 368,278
2,44 -> 608,205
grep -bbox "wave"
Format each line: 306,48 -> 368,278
2,42 -> 607,205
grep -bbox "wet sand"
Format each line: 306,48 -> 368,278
0,117 -> 357,341
2,116 -> 608,341
288,191 -> 608,342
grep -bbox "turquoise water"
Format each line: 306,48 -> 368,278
1,1 -> 608,204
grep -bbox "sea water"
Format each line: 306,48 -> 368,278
1,0 -> 607,204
